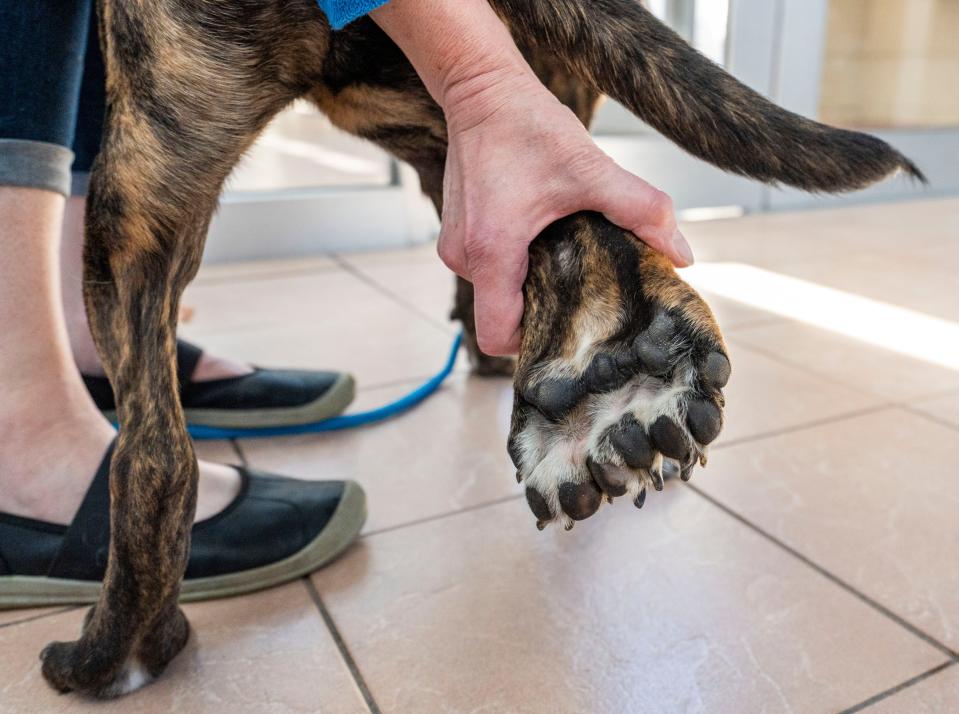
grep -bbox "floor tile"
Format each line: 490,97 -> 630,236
733,321 -> 959,402
698,408 -> 959,650
914,391 -> 959,430
684,199 -> 958,273
339,245 -> 457,332
770,252 -> 959,323
240,374 -> 519,533
869,664 -> 959,713
717,340 -> 882,445
314,491 -> 943,713
180,268 -> 453,390
0,583 -> 367,713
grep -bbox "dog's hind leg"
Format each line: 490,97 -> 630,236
38,1 -> 309,697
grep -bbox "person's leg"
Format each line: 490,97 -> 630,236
0,0 -> 238,525
0,187 -> 114,523
0,187 -> 243,524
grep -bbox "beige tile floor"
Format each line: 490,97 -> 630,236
3,198 -> 958,712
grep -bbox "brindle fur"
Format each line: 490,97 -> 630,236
40,0 -> 921,696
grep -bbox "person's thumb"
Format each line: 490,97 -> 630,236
466,237 -> 528,356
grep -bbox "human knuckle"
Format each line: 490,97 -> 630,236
648,190 -> 675,225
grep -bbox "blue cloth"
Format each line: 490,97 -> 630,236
318,0 -> 390,30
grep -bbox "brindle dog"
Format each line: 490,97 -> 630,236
39,0 -> 922,697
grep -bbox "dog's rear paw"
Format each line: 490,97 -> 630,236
40,603 -> 189,698
510,213 -> 729,529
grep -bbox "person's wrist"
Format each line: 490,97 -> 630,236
441,63 -> 542,134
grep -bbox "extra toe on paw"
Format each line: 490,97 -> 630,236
632,313 -> 675,376
525,487 -> 554,529
686,398 -> 723,445
522,377 -> 582,421
587,457 -> 629,497
609,415 -> 655,469
649,415 -> 692,463
559,481 -> 603,521
703,351 -> 731,389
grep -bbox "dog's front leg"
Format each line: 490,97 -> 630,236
510,214 -> 730,529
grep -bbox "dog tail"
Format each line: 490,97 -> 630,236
492,0 -> 925,192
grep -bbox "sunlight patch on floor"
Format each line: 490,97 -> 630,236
684,262 -> 959,371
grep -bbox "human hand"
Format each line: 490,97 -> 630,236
437,70 -> 694,356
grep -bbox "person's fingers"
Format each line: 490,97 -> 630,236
592,165 -> 694,267
465,235 -> 527,356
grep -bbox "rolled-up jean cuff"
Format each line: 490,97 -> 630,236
0,139 -> 75,196
71,171 -> 91,197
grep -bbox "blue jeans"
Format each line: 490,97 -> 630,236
0,0 -> 105,196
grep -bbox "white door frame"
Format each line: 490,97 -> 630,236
593,0 -> 953,213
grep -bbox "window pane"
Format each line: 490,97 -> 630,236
227,101 -> 394,193
646,0 -> 730,66
820,0 -> 959,128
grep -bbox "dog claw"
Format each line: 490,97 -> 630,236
634,488 -> 647,509
650,463 -> 665,492
536,520 -> 547,531
564,522 -> 574,532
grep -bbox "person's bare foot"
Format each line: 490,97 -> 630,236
0,386 -> 241,525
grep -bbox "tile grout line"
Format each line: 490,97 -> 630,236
332,255 -> 454,336
685,483 -> 959,661
0,606 -> 80,630
899,405 -> 959,434
303,578 -> 382,714
191,259 -> 340,287
360,493 -> 524,540
711,403 -> 893,452
839,660 -> 957,713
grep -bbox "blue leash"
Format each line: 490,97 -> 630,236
188,332 -> 463,441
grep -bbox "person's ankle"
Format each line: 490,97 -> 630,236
63,311 -> 106,376
0,406 -> 114,523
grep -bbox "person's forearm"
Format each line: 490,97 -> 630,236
371,0 -> 533,116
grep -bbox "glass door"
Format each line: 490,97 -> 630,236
592,0 -> 958,215
206,100 -> 437,264
769,0 -> 959,209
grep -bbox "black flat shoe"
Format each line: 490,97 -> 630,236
83,340 -> 355,429
0,441 -> 366,608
